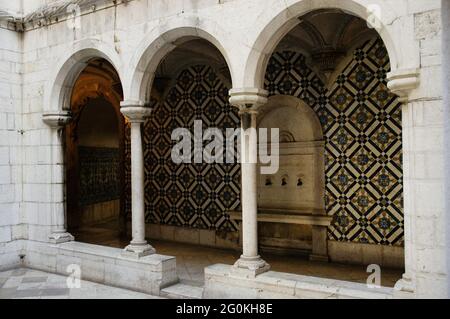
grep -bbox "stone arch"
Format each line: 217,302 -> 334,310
124,17 -> 236,104
242,0 -> 408,89
44,39 -> 124,112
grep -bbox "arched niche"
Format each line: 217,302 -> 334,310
257,95 -> 325,213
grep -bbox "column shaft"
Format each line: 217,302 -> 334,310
241,112 -> 258,258
233,111 -> 269,276
52,128 -> 68,233
130,122 -> 147,245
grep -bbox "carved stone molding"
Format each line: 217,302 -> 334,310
387,68 -> 420,103
2,0 -> 124,31
120,101 -> 152,123
0,10 -> 24,31
229,88 -> 268,113
42,110 -> 73,129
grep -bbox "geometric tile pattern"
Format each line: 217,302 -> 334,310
265,37 -> 404,246
124,124 -> 132,219
123,122 -> 131,219
142,65 -> 241,231
78,146 -> 121,206
124,37 -> 403,246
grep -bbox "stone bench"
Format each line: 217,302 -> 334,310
229,209 -> 332,262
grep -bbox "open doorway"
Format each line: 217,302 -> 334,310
65,58 -> 127,246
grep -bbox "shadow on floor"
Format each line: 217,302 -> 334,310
71,220 -> 403,288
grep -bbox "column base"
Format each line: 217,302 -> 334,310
122,243 -> 156,259
49,231 -> 74,244
231,255 -> 270,278
394,274 -> 415,294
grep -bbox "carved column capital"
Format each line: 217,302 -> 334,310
42,110 -> 72,129
229,88 -> 268,114
120,101 -> 152,123
387,68 -> 420,103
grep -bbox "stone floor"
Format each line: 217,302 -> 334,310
72,220 -> 403,288
0,268 -> 161,299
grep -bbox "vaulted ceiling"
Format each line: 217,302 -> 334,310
281,9 -> 376,54
71,58 -> 123,107
277,9 -> 378,78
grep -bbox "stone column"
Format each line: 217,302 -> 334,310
42,111 -> 74,244
120,102 -> 155,258
229,88 -> 270,277
442,0 -> 450,298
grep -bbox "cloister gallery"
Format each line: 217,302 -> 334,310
0,0 -> 449,299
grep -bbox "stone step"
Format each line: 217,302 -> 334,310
161,282 -> 204,299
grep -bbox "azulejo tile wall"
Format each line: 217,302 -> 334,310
142,65 -> 241,231
124,125 -> 132,220
78,146 -> 121,206
265,37 -> 403,246
125,37 -> 403,246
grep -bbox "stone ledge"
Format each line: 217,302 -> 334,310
328,241 -> 404,269
21,240 -> 178,296
204,264 -> 394,299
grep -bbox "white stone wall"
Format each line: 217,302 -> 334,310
0,26 -> 23,269
0,0 -> 446,297
402,4 -> 446,298
22,26 -> 82,242
0,0 -> 22,15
